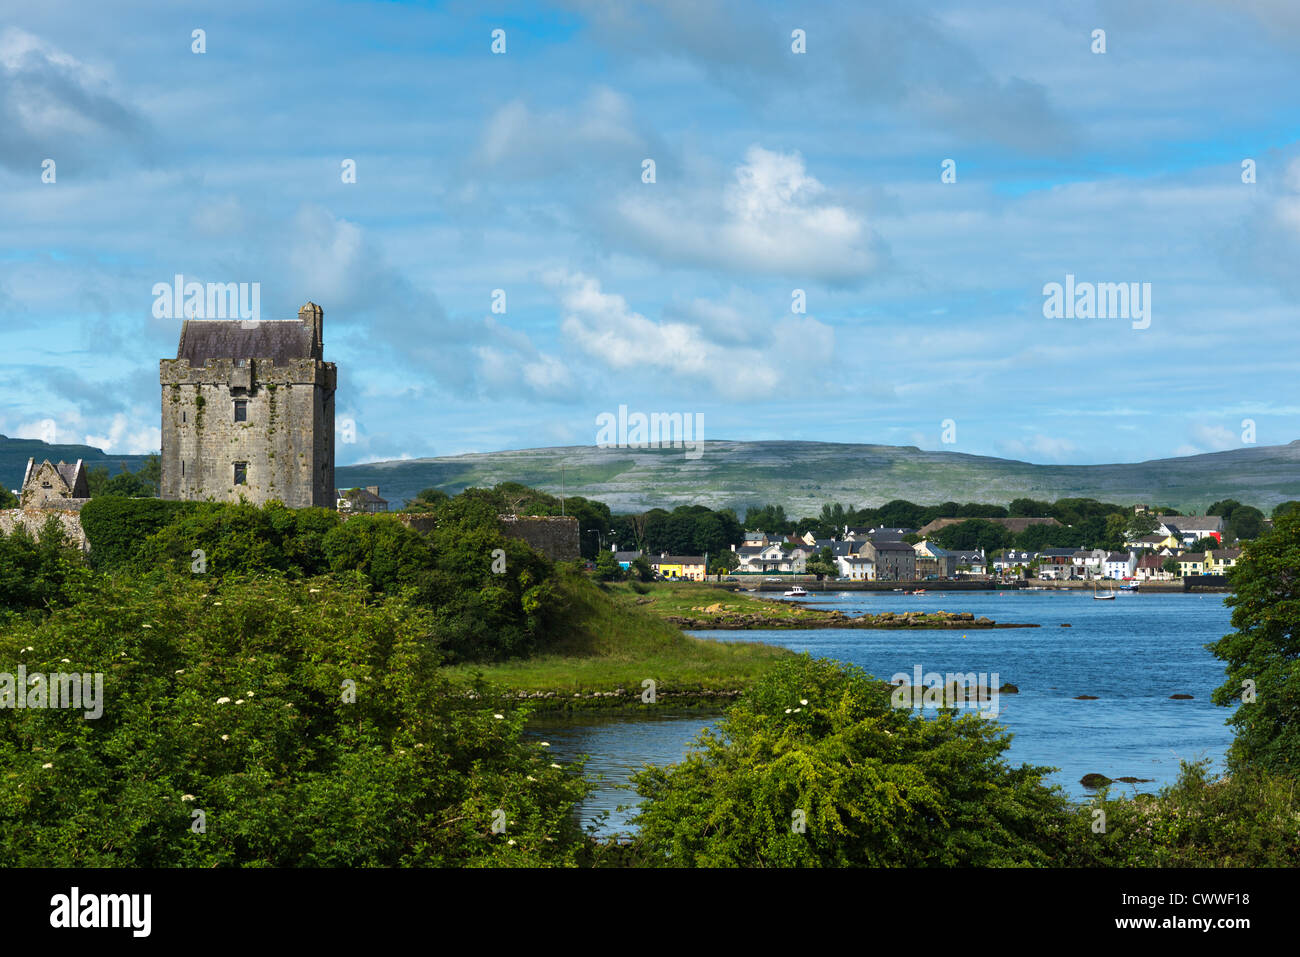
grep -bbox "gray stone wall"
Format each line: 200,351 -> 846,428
497,515 -> 580,561
388,513 -> 580,562
159,357 -> 335,507
0,506 -> 90,551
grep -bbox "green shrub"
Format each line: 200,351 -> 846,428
629,655 -> 1075,866
80,496 -> 195,570
1070,761 -> 1300,867
0,573 -> 592,866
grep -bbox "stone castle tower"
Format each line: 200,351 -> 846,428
159,303 -> 336,508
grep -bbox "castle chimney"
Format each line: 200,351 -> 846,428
299,302 -> 323,357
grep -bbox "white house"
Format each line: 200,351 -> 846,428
835,555 -> 875,581
1102,551 -> 1137,579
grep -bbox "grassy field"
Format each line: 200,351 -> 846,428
445,572 -> 791,709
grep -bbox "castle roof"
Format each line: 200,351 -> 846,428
177,318 -> 319,367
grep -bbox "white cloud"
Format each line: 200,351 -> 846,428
615,146 -> 879,281
1189,423 -> 1238,451
998,433 -> 1079,462
546,270 -> 836,397
84,413 -> 159,455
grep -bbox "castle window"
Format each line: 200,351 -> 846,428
182,461 -> 185,477
182,411 -> 187,423
234,462 -> 248,485
234,399 -> 248,423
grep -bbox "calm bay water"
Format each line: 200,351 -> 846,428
528,589 -> 1236,836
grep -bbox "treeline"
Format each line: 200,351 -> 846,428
606,495 -> 1293,555
13,485 -> 576,663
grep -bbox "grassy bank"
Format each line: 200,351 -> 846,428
446,572 -> 791,710
600,580 -> 1021,630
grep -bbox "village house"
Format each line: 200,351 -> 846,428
913,542 -> 956,579
992,549 -> 1036,575
1155,515 -> 1224,546
1103,551 -> 1137,579
653,554 -> 707,581
951,549 -> 988,576
1035,548 -> 1078,579
336,486 -> 388,514
863,539 -> 917,581
1175,553 -> 1206,577
613,549 -> 643,571
1205,548 -> 1242,575
835,554 -> 875,581
1134,553 -> 1174,581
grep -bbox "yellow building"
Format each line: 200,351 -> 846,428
1176,554 -> 1205,577
653,554 -> 707,581
1205,548 -> 1242,574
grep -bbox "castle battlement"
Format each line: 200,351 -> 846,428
159,303 -> 336,509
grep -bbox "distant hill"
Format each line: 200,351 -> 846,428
0,435 -> 152,492
7,433 -> 1296,516
334,439 -> 1300,516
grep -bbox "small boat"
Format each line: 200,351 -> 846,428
784,586 -> 808,597
1092,583 -> 1116,600
1120,581 -> 1140,591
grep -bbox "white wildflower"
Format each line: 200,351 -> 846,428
216,697 -> 231,705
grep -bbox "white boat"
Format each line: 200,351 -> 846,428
1092,583 -> 1117,600
784,586 -> 808,597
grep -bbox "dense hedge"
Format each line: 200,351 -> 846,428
79,496 -> 196,569
0,574 -> 591,866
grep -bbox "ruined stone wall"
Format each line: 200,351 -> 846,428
160,357 -> 336,508
386,513 -> 581,562
0,506 -> 91,552
496,515 -> 580,561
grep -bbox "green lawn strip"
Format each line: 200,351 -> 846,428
445,573 -> 791,710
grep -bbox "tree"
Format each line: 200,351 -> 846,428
0,486 -> 17,508
933,519 -> 1010,553
1208,499 -> 1244,518
403,487 -> 449,512
593,549 -> 623,581
806,546 -> 836,580
87,457 -> 160,498
1127,512 -> 1159,538
630,555 -> 654,582
0,573 -> 592,866
708,551 -> 739,577
1008,498 -> 1054,518
1207,508 -> 1300,774
1271,501 -> 1300,520
630,655 -> 1075,866
1227,506 -> 1265,543
1190,536 -> 1221,553
1163,557 -> 1180,577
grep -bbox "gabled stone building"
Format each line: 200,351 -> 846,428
19,458 -> 90,507
159,303 -> 336,508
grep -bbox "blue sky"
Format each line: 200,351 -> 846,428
2,0 -> 1300,467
